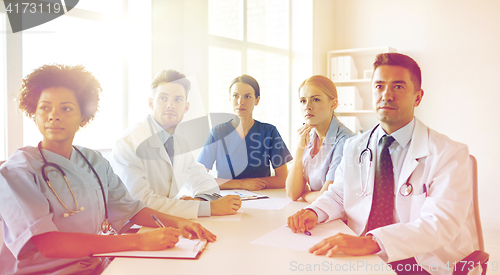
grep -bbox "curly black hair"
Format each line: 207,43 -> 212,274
18,64 -> 102,127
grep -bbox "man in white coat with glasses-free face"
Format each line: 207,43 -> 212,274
111,70 -> 241,220
288,53 -> 476,275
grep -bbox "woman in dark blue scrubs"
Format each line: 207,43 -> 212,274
197,75 -> 292,190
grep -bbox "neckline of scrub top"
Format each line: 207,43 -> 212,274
228,119 -> 259,140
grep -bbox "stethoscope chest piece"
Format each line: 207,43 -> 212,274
100,219 -> 116,235
399,183 -> 413,197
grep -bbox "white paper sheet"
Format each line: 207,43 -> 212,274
93,238 -> 205,259
241,197 -> 292,210
250,224 -> 341,251
197,209 -> 244,221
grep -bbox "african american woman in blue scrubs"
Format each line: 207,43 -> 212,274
198,75 -> 292,191
286,75 -> 354,203
0,64 -> 215,274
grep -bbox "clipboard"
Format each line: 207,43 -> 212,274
92,238 -> 208,259
219,190 -> 269,201
240,195 -> 269,201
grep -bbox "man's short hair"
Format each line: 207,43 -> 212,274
373,53 -> 422,91
151,69 -> 191,98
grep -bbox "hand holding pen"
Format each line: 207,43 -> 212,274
287,209 -> 318,235
153,214 -> 217,242
132,215 -> 180,251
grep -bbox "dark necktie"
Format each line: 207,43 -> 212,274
366,135 -> 395,232
165,136 -> 174,165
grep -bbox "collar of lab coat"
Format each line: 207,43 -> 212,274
356,118 -> 430,194
397,118 -> 430,191
145,115 -> 174,165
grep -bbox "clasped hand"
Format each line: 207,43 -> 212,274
238,178 -> 268,191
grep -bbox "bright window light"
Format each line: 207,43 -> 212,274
208,0 -> 291,146
208,46 -> 242,116
208,0 -> 243,40
247,49 -> 290,141
247,0 -> 290,50
19,1 -> 151,150
22,16 -> 125,149
74,0 -> 125,16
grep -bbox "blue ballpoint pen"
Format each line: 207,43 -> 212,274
151,214 -> 165,228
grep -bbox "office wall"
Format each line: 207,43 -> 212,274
328,0 -> 500,232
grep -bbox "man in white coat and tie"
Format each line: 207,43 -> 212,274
111,70 -> 241,220
288,53 -> 476,275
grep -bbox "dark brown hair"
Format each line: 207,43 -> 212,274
373,53 -> 422,91
229,75 -> 260,98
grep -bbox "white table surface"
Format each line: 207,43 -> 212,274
103,189 -> 395,275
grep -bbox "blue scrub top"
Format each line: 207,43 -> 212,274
197,120 -> 292,179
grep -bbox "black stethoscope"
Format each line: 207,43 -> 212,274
357,125 -> 413,197
38,142 -> 116,235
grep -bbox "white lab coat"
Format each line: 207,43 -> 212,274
311,118 -> 476,275
110,116 -> 219,220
